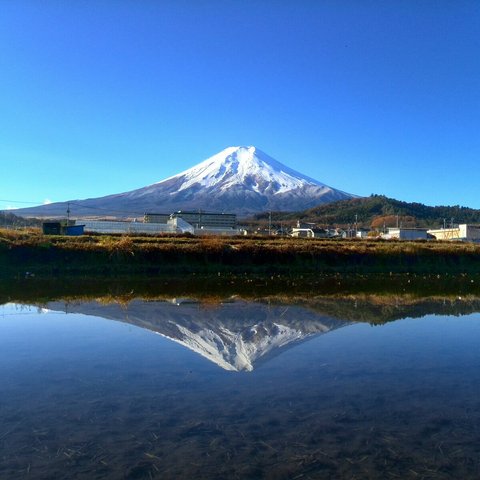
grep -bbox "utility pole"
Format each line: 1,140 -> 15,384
67,202 -> 71,224
268,211 -> 272,236
354,214 -> 358,237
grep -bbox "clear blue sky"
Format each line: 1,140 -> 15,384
1,1 -> 479,210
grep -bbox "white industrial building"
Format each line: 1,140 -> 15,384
77,214 -> 242,236
145,211 -> 237,229
427,224 -> 480,242
78,219 -> 182,235
381,228 -> 429,240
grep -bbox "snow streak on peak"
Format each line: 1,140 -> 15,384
159,145 -> 330,195
173,322 -> 307,372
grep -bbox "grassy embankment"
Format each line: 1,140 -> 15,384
1,228 -> 480,277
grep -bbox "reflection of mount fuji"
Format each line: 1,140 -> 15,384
45,299 -> 350,371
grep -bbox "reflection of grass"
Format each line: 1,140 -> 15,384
2,229 -> 480,276
3,274 -> 480,324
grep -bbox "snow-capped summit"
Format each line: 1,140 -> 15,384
141,145 -> 354,214
13,145 -> 355,217
162,146 -> 327,195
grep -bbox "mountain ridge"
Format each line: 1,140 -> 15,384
11,146 -> 355,218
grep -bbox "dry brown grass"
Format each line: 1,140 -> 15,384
2,229 -> 480,276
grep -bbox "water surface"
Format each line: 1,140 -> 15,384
1,293 -> 480,479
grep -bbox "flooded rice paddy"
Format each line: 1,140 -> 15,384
1,279 -> 480,479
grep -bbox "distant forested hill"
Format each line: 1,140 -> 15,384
252,195 -> 480,229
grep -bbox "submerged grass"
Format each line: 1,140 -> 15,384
1,229 -> 480,277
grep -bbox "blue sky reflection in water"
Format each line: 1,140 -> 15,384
1,301 -> 480,479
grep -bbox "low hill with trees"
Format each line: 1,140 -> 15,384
251,195 -> 480,229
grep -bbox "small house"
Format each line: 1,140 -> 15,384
291,227 -> 329,238
42,221 -> 84,236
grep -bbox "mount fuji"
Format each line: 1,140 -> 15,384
15,146 -> 355,217
43,299 -> 350,372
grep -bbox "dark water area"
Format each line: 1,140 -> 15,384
1,281 -> 480,479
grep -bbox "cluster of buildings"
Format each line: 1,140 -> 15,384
289,221 -> 480,242
374,225 -> 480,242
43,211 -> 243,237
42,212 -> 480,243
290,223 -> 352,239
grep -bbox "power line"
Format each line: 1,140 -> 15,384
0,199 -> 45,205
0,198 -> 146,216
68,201 -> 145,216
